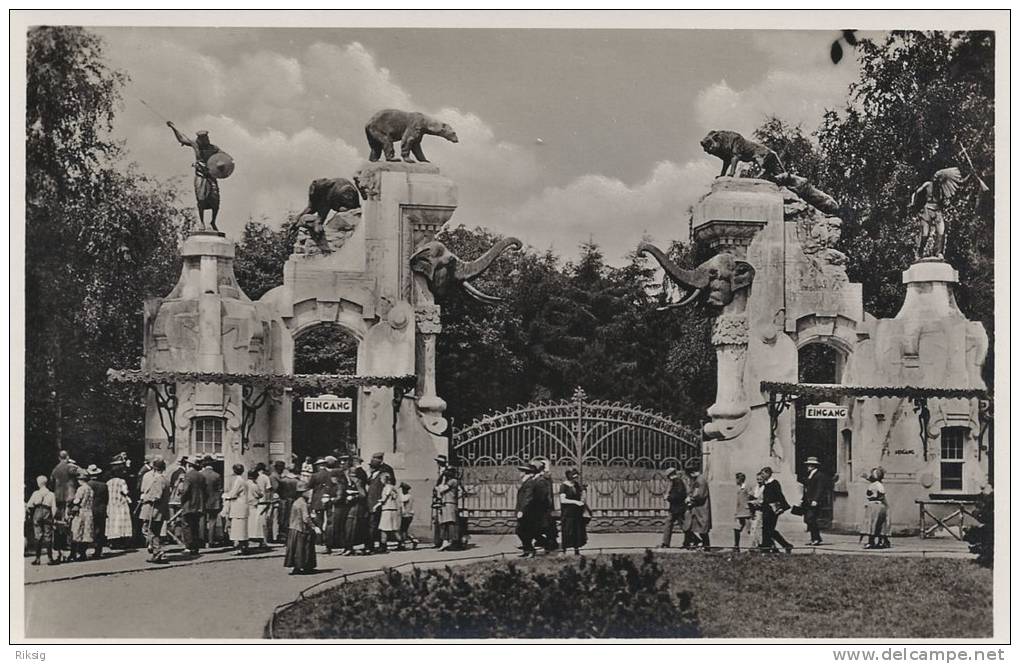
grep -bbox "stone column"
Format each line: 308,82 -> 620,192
692,178 -> 781,439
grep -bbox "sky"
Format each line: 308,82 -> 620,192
93,26 -> 864,264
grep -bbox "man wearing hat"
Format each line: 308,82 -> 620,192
684,458 -> 712,549
179,457 -> 207,555
431,455 -> 448,545
139,458 -> 171,563
86,465 -> 109,559
659,467 -> 688,548
801,456 -> 829,546
514,463 -> 547,558
308,458 -> 336,553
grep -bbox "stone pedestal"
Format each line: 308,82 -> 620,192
144,231 -> 280,472
255,162 -> 459,540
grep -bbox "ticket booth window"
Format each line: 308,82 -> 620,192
939,427 -> 967,491
193,417 -> 224,456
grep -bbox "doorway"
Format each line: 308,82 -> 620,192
795,342 -> 845,526
291,324 -> 359,463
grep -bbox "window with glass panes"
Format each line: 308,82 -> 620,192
939,427 -> 967,491
192,417 -> 224,456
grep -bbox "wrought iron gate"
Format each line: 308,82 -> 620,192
451,388 -> 702,531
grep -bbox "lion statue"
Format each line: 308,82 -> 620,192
701,130 -> 785,178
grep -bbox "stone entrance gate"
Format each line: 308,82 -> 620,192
451,388 -> 702,531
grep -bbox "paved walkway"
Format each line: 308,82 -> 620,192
22,531 -> 970,640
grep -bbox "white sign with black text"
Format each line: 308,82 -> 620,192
303,394 -> 353,413
805,402 -> 848,419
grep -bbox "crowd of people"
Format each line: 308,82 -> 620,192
655,455 -> 893,553
26,448 -> 896,569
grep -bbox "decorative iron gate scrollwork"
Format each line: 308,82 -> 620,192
451,387 -> 703,531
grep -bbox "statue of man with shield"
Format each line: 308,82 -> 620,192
167,121 -> 234,231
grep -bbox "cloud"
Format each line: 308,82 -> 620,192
102,33 -> 539,236
486,159 -> 717,263
693,32 -> 857,134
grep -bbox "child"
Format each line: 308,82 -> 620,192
26,476 -> 57,565
732,472 -> 753,551
373,473 -> 401,552
397,482 -> 418,550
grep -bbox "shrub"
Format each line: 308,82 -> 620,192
292,550 -> 701,639
964,490 -> 993,568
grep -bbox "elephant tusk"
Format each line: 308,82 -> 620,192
462,281 -> 503,305
676,287 -> 702,307
654,288 -> 702,311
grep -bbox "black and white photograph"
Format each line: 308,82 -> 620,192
9,9 -> 1009,654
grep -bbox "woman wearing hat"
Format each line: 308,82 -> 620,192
69,469 -> 95,562
341,464 -> 369,556
558,469 -> 588,556
105,459 -> 134,547
284,479 -> 320,574
434,468 -> 462,552
860,467 -> 891,549
223,464 -> 250,555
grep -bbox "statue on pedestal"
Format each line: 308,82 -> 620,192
365,109 -> 459,163
168,122 -> 234,232
909,167 -> 963,259
294,178 -> 361,254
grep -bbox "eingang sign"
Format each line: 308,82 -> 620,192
303,394 -> 353,413
805,402 -> 848,419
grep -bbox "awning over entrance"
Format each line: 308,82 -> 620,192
760,380 -> 992,474
107,369 -> 416,455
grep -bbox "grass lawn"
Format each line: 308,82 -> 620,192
272,551 -> 992,639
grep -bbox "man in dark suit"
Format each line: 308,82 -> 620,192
309,457 -> 336,552
659,467 -> 688,548
801,456 -> 829,546
759,467 -> 793,554
179,457 -> 206,555
515,463 -> 546,558
87,465 -> 109,559
200,457 -> 222,547
50,451 -> 76,530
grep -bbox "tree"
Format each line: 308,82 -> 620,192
814,31 -> 994,384
25,27 -> 191,485
233,216 -> 294,300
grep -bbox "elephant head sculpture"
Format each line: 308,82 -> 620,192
638,242 -> 754,308
410,237 -> 522,304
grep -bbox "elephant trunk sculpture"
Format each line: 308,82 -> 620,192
638,241 -> 756,441
410,237 -> 523,304
637,242 -> 753,308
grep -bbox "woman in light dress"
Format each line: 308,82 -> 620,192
748,471 -> 766,549
861,467 -> 891,549
246,469 -> 268,550
104,464 -> 134,546
374,472 -> 401,552
69,472 -> 95,562
223,464 -> 249,555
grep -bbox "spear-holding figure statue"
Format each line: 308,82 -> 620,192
909,167 -> 963,259
167,121 -> 234,231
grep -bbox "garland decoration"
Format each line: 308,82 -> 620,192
107,369 -> 416,396
759,381 -> 987,401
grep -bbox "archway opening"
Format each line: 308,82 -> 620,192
795,343 -> 845,524
291,324 -> 360,463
